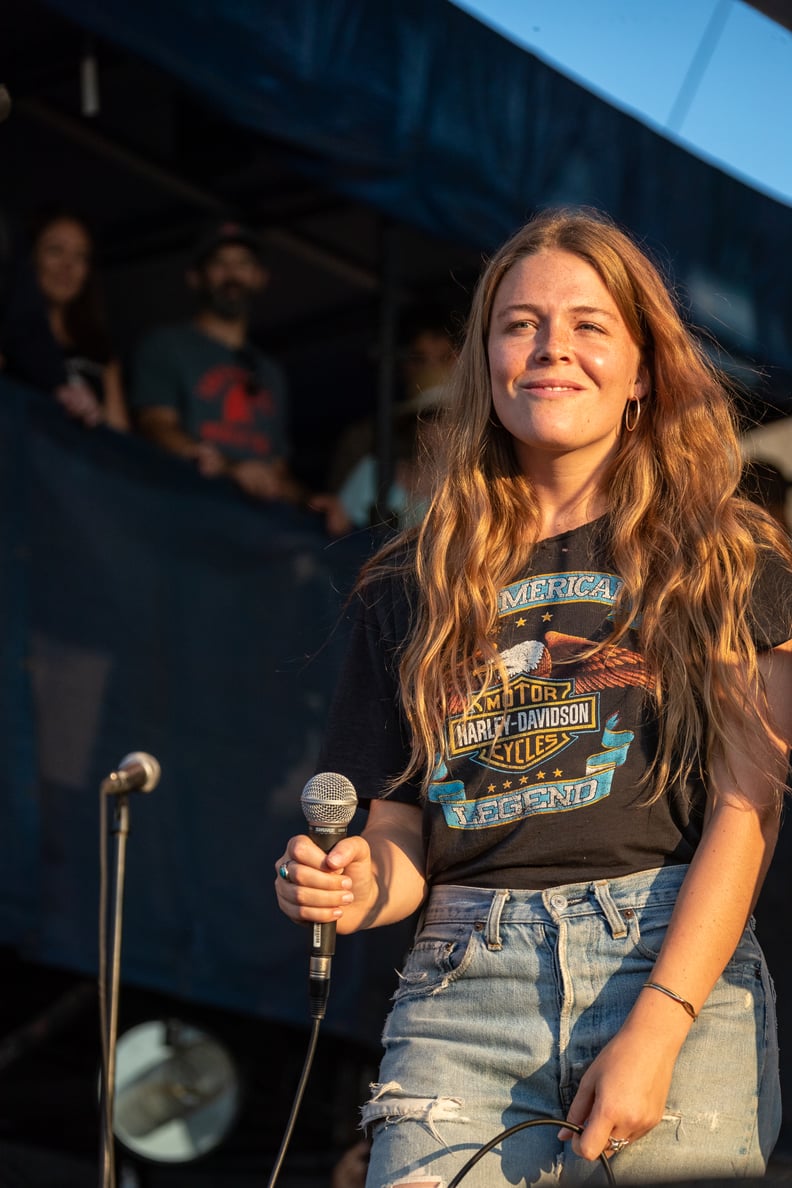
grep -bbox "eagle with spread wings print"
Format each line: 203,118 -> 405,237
446,631 -> 652,716
499,631 -> 652,692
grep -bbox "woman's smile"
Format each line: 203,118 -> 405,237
488,247 -> 646,474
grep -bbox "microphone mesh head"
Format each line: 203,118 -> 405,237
119,751 -> 161,793
301,773 -> 357,828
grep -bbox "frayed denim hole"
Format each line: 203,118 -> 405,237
391,927 -> 479,1003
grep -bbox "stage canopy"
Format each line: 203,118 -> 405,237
4,0 -> 791,417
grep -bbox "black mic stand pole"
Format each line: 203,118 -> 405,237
98,781 -> 131,1188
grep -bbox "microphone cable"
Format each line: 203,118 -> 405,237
265,1064 -> 618,1188
448,1116 -> 616,1186
264,1016 -> 321,1188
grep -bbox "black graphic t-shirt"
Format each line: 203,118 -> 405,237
131,323 -> 289,463
319,518 -> 792,890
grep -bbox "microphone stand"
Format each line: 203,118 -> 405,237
98,782 -> 131,1188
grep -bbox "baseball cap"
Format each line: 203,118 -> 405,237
191,220 -> 263,267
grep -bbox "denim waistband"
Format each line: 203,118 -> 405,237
423,864 -> 688,930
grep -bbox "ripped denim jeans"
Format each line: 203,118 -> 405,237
362,867 -> 780,1188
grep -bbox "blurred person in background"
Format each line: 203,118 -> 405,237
316,310 -> 458,534
327,308 -> 459,493
317,385 -> 452,536
0,234 -> 64,396
28,209 -> 128,430
0,84 -> 64,390
130,220 -> 302,504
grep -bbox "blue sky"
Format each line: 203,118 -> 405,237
451,0 -> 792,207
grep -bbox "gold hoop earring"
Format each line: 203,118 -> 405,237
624,398 -> 641,432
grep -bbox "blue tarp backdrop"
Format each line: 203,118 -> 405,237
43,0 -> 792,390
0,378 -> 408,1044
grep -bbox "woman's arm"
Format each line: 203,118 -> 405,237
274,798 -> 427,935
564,639 -> 792,1161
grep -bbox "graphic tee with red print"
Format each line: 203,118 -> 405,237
131,324 -> 289,463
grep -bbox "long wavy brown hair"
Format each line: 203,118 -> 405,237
362,207 -> 792,805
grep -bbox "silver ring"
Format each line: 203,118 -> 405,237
607,1137 -> 629,1153
278,861 -> 291,881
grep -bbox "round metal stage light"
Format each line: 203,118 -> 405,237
112,1019 -> 241,1163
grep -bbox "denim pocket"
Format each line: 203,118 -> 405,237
391,921 -> 480,1002
624,901 -> 673,961
628,905 -> 762,973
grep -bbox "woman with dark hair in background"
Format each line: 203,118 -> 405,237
276,208 -> 792,1186
30,209 -> 128,430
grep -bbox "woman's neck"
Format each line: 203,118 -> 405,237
48,306 -> 70,348
531,473 -> 609,541
537,498 -> 606,541
526,451 -> 611,541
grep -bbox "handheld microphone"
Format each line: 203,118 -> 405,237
101,752 -> 161,796
300,773 -> 358,1020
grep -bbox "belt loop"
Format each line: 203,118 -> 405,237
592,880 -> 628,939
485,889 -> 509,950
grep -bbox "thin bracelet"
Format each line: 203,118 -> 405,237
643,981 -> 698,1021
